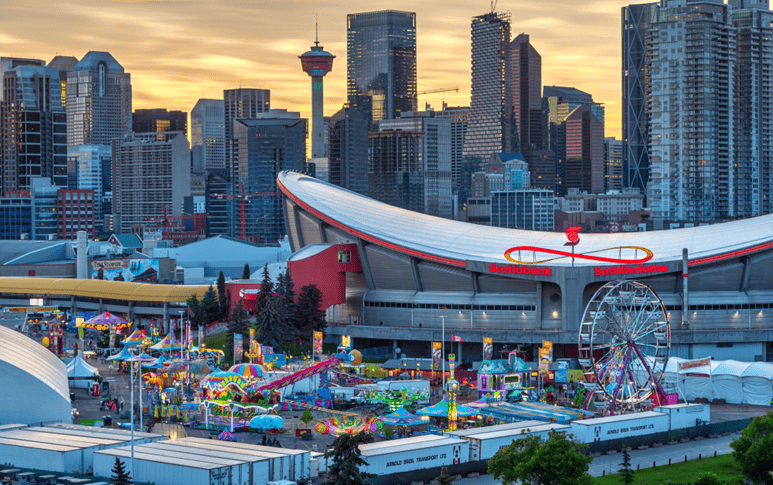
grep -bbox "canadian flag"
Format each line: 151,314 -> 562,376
452,335 -> 463,342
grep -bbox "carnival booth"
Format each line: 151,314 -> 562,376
67,354 -> 99,388
477,355 -> 530,398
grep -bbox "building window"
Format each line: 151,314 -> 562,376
338,250 -> 351,263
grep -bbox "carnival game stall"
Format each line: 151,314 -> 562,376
477,357 -> 530,398
416,397 -> 478,429
66,354 -> 99,388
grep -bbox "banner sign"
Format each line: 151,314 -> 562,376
341,335 -> 351,349
539,347 -> 552,375
678,358 -> 711,370
91,258 -> 159,283
314,331 -> 323,355
432,342 -> 442,371
234,334 -> 243,362
483,337 -> 493,360
249,328 -> 256,347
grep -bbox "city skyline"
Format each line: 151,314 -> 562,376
1,0 -> 642,138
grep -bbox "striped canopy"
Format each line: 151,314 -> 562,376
229,363 -> 266,378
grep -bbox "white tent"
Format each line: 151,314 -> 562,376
741,362 -> 773,406
66,354 -> 99,389
679,360 -> 720,402
712,360 -> 752,404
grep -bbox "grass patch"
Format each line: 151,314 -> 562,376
593,454 -> 744,485
203,332 -> 233,364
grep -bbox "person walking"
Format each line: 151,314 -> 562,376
119,397 -> 124,415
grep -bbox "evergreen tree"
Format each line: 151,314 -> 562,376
280,268 -> 298,330
200,285 -> 220,325
217,271 -> 228,319
618,447 -> 634,485
296,284 -> 327,342
324,431 -> 374,485
242,263 -> 251,280
255,264 -> 274,313
111,457 -> 132,485
228,302 -> 250,337
186,294 -> 202,328
257,295 -> 288,349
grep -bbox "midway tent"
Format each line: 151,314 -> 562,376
66,355 -> 99,389
664,358 -> 773,406
711,360 -> 752,404
741,363 -> 773,406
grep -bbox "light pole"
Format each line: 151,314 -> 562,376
129,352 -> 135,480
440,316 -> 446,396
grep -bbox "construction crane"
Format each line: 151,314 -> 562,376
212,181 -> 277,242
399,86 -> 459,131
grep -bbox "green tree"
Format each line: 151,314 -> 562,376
186,294 -> 202,328
228,301 -> 250,342
278,267 -> 299,330
200,285 -> 220,325
216,271 -> 228,318
257,295 -> 289,349
618,447 -> 634,485
242,263 -> 251,280
488,431 -> 593,485
111,457 -> 132,485
295,284 -> 327,341
730,413 -> 773,484
301,409 -> 314,429
324,431 -> 374,485
435,466 -> 457,485
256,264 -> 274,313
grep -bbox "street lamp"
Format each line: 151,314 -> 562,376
440,315 -> 446,395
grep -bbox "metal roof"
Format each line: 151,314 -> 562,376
278,171 -> 773,268
359,435 -> 462,457
0,277 -> 209,303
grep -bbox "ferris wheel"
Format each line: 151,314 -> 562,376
578,280 -> 671,415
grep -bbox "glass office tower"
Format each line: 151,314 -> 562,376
347,10 -> 417,123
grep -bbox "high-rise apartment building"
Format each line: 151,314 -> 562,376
378,112 -> 453,218
621,3 -> 657,198
66,52 -> 132,146
327,104 -> 370,195
132,109 -> 187,136
232,110 -> 306,243
191,99 -> 226,171
490,190 -> 554,231
435,103 -> 469,192
1,58 -> 68,194
604,137 -> 623,193
731,0 -> 773,217
464,11 -> 513,163
648,0 -> 734,224
112,132 -> 190,234
347,10 -> 417,123
224,88 -> 270,173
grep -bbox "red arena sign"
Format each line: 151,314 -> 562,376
489,263 -> 552,276
594,264 -> 669,276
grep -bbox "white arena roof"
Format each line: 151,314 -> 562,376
0,326 -> 72,425
278,171 -> 773,268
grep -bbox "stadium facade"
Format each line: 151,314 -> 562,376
278,171 -> 773,363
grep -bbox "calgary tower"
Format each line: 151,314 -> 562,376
299,25 -> 335,159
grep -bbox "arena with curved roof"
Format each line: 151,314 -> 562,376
278,171 -> 773,363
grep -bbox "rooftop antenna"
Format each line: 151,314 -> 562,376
491,0 -> 497,13
315,14 -> 319,46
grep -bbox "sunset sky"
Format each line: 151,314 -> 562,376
1,0 -> 645,138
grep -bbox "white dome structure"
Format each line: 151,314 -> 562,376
0,326 -> 71,425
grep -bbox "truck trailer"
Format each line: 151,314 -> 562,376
357,435 -> 468,475
569,411 -> 669,444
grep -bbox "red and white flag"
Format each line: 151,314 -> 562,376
452,335 -> 463,342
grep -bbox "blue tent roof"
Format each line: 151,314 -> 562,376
382,407 -> 426,426
416,398 -> 478,418
107,347 -> 134,361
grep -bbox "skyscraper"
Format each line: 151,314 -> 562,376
67,144 -> 111,233
564,104 -> 604,194
621,3 -> 657,199
378,112 -> 453,218
511,33 -> 542,151
604,137 -> 623,193
232,110 -> 306,243
112,131 -> 190,235
347,10 -> 417,123
132,109 -> 188,136
460,11 -> 513,208
327,104 -> 370,195
543,86 -> 604,196
435,103 -> 469,193
66,52 -> 132,146
299,34 -> 335,159
368,130 -> 424,213
48,56 -> 79,111
191,99 -> 226,171
1,57 -> 68,194
223,88 -> 270,173
647,0 -> 734,224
